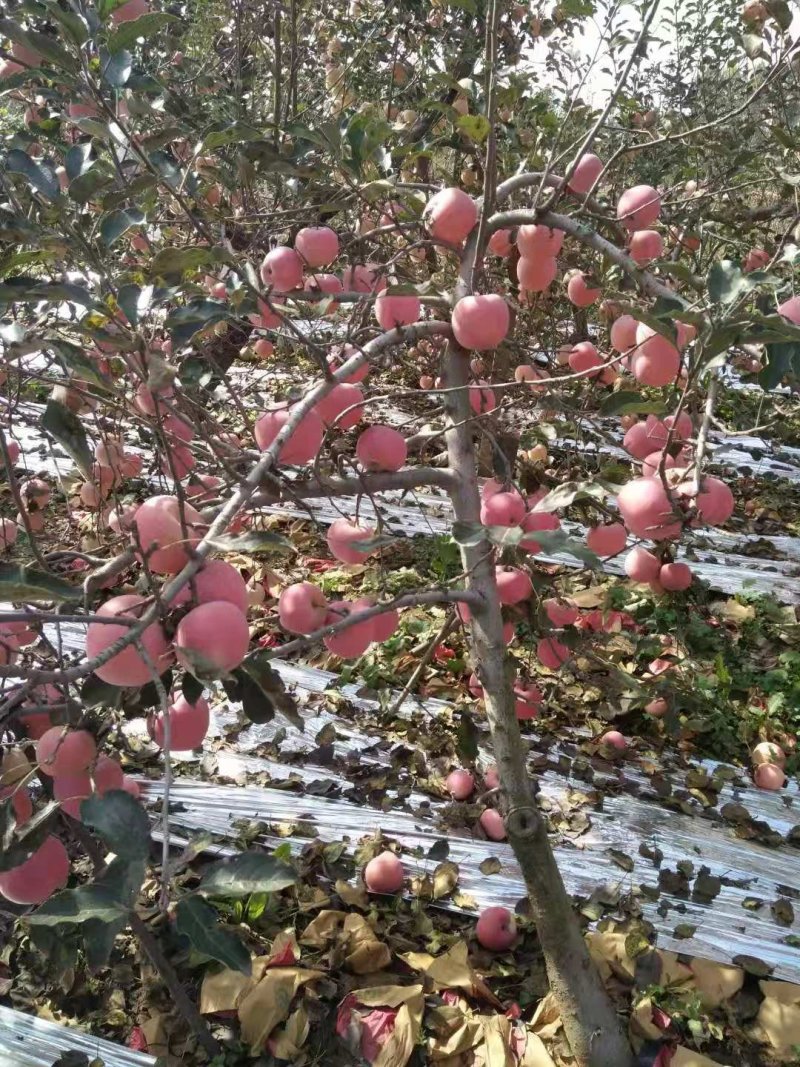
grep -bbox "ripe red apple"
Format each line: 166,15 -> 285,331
294,226 -> 339,267
326,518 -> 376,564
356,425 -> 407,471
751,741 -> 786,768
85,595 -> 172,686
364,850 -> 404,893
617,184 -> 661,230
451,295 -> 510,350
254,405 -> 324,464
476,906 -> 516,951
150,691 -> 210,750
36,728 -> 96,778
479,808 -> 506,840
260,247 -> 304,292
446,769 -> 475,800
568,152 -> 603,195
278,581 -> 328,634
423,187 -> 477,244
0,834 -> 70,904
495,566 -> 533,605
175,602 -> 250,677
600,730 -> 627,753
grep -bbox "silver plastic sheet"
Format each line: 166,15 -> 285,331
139,773 -> 800,983
0,1005 -> 155,1067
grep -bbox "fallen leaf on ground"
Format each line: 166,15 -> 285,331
757,980 -> 800,1054
689,958 -> 743,1009
238,967 -> 324,1051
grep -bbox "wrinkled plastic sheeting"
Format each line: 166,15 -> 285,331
0,1005 -> 155,1067
139,768 -> 800,983
257,485 -> 800,603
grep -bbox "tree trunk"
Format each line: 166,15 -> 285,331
442,342 -> 633,1067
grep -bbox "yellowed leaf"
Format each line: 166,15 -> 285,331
710,599 -> 755,622
374,1001 -> 419,1067
199,966 -> 253,1014
427,1004 -> 482,1059
759,981 -> 800,1005
407,941 -> 502,1008
628,998 -> 663,1042
689,959 -> 744,1009
481,1014 -> 514,1066
586,931 -> 635,982
757,981 -> 800,1053
270,1004 -> 310,1061
658,950 -> 693,988
529,992 -> 561,1040
432,861 -> 460,900
300,909 -> 346,948
139,1014 -> 169,1057
342,912 -> 392,974
238,967 -> 323,1052
355,983 -> 425,1009
336,878 -> 369,909
519,1031 -> 557,1067
400,950 -> 435,972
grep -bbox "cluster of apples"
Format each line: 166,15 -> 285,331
76,437 -> 144,510
277,580 -> 398,658
0,737 -> 139,905
0,436 -> 51,550
750,741 -> 788,791
83,496 -> 250,743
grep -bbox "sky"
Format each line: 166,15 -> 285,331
527,2 -> 800,108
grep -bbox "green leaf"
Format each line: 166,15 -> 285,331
450,521 -> 487,548
100,46 -> 132,87
83,916 -> 126,971
81,791 -> 151,861
147,149 -> 182,189
28,883 -> 129,926
199,852 -> 297,898
206,530 -> 294,554
0,797 -> 58,872
165,300 -> 230,346
238,651 -> 304,731
80,672 -> 124,710
69,159 -> 116,203
0,279 -> 96,308
525,528 -> 601,568
117,283 -> 153,328
759,342 -> 800,390
49,341 -> 109,390
64,143 -> 94,181
42,0 -> 89,46
456,710 -> 479,762
599,392 -> 667,416
0,562 -> 77,602
742,32 -> 765,58
201,122 -> 265,150
99,207 -> 144,246
0,19 -> 76,71
41,399 -> 93,478
706,259 -> 751,305
765,0 -> 792,29
5,149 -> 60,200
106,12 -> 180,53
530,479 -> 605,512
456,114 -> 491,143
150,245 -> 214,278
175,896 -> 251,974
